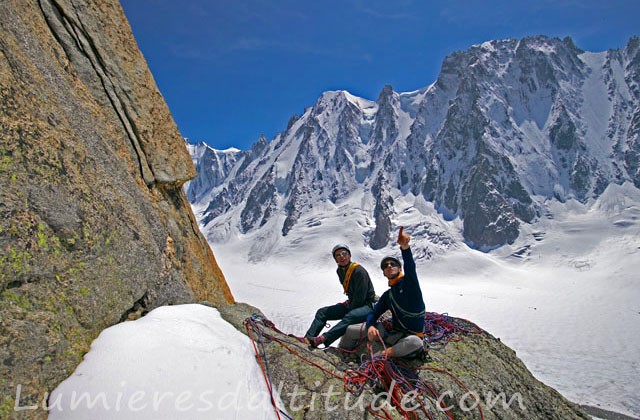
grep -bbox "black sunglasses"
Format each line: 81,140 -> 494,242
381,261 -> 400,269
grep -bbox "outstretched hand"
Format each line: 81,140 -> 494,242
397,226 -> 410,250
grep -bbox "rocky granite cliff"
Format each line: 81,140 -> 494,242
0,0 -> 233,414
0,1 -> 605,419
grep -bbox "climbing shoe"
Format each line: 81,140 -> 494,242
310,335 -> 326,348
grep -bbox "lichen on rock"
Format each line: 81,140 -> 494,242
218,303 -> 589,419
0,0 -> 233,411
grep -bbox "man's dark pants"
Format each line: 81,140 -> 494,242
304,303 -> 373,345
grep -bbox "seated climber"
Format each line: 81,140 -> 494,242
300,244 -> 376,348
339,227 -> 425,358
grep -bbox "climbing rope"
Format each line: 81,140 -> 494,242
423,312 -> 483,350
244,315 -> 294,420
244,313 -> 485,420
343,339 -> 452,420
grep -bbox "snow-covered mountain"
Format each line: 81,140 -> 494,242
183,36 -> 640,417
187,35 -> 640,258
184,141 -> 243,203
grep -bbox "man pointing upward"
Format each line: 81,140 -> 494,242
340,227 -> 426,358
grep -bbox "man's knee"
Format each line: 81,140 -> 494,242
392,335 -> 424,358
314,306 -> 329,320
405,335 -> 423,351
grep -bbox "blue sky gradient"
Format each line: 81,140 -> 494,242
120,1 -> 639,150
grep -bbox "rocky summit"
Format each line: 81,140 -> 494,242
0,0 -> 233,415
220,303 -> 590,420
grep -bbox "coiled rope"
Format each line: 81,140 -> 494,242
423,312 -> 483,350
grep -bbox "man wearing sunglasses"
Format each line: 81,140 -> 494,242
339,227 -> 425,358
300,244 -> 376,348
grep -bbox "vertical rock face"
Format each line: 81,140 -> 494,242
0,0 -> 233,410
621,37 -> 640,188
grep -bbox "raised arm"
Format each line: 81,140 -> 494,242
397,226 -> 409,250
397,227 -> 416,276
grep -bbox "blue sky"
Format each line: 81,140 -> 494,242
120,0 -> 639,151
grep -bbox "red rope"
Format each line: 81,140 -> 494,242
424,312 -> 483,348
244,319 -> 283,420
269,334 -> 343,380
245,314 -> 484,420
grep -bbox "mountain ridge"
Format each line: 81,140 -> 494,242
188,35 -> 640,256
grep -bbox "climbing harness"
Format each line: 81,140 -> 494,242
388,290 -> 427,335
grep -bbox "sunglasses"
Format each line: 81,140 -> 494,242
334,251 -> 350,258
381,261 -> 400,269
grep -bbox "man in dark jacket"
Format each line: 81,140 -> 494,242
302,244 -> 376,348
339,227 -> 425,358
